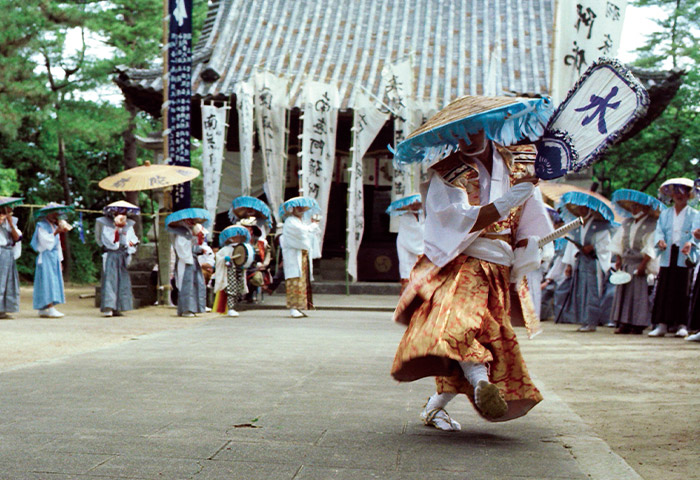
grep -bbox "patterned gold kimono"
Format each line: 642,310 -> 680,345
391,148 -> 542,422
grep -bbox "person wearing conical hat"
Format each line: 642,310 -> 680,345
390,93 -> 556,430
238,217 -> 272,303
557,191 -> 616,331
648,178 -> 699,337
95,202 -> 140,317
386,194 -> 425,294
165,208 -> 212,317
213,225 -> 251,317
229,196 -> 274,238
608,189 -> 662,334
0,197 -> 23,318
31,203 -> 73,318
279,197 -> 320,318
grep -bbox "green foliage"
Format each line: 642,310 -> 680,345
3,0 -> 212,282
68,229 -> 101,284
0,167 -> 19,196
593,0 -> 699,198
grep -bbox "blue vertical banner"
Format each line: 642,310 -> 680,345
168,0 -> 193,210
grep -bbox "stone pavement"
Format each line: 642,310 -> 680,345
0,295 -> 642,479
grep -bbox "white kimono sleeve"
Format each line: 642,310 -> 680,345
610,226 -> 624,258
594,229 -> 612,273
173,234 -> 194,265
423,174 -> 482,267
101,225 -> 120,251
12,223 -> 22,260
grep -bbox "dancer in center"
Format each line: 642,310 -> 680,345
391,95 -> 553,429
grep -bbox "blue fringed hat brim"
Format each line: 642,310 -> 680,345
558,191 -> 617,225
34,203 -> 74,219
278,196 -> 321,219
164,208 -> 212,228
611,189 -> 664,218
229,196 -> 272,226
386,194 -> 422,216
393,96 -> 553,165
0,197 -> 23,209
219,225 -> 251,245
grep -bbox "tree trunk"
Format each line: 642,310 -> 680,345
640,134 -> 682,192
123,97 -> 142,238
57,133 -> 72,281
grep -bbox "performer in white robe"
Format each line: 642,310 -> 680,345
31,203 -> 72,318
165,208 -> 212,317
96,212 -> 139,317
0,198 -> 23,318
279,197 -> 320,318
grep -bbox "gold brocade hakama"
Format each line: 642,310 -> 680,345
391,254 -> 542,422
286,250 -> 313,309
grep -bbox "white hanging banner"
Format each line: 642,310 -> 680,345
347,92 -> 389,281
254,71 -> 289,223
235,82 -> 254,196
551,0 -> 627,104
201,103 -> 227,234
299,80 -> 339,249
381,58 -> 416,233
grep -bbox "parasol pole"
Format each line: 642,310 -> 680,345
157,0 -> 170,306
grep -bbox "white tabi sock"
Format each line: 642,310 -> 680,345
425,392 -> 456,411
459,362 -> 489,387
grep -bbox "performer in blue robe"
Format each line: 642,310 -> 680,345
31,203 -> 72,318
648,178 -> 699,337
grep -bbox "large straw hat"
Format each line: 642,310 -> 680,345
229,196 -> 272,226
659,177 -> 694,196
395,95 -> 553,165
558,191 -> 617,225
278,196 -> 320,220
0,197 -> 23,209
219,225 -> 250,246
34,202 -> 73,220
103,200 -> 140,217
164,208 -> 212,228
611,189 -> 664,219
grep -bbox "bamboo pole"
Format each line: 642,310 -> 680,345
157,0 -> 171,306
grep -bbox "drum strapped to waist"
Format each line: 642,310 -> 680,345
232,243 -> 255,269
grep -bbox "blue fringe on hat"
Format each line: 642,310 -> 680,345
611,189 -> 664,218
385,194 -> 422,216
394,97 -> 553,165
219,225 -> 250,245
0,197 -> 23,209
278,197 -> 320,219
164,208 -> 212,228
229,196 -> 272,226
558,191 -> 616,225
